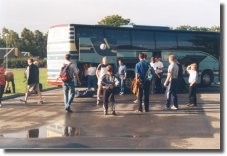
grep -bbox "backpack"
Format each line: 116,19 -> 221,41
60,63 -> 72,82
145,65 -> 154,81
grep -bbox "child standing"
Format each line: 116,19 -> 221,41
186,63 -> 198,107
101,65 -> 119,115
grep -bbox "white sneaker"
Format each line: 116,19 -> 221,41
133,100 -> 138,103
119,92 -> 124,95
171,105 -> 178,110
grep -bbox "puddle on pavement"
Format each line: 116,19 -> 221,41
0,123 -> 82,139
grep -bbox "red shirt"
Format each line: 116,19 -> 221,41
0,67 -> 6,85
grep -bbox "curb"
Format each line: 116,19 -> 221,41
2,87 -> 59,101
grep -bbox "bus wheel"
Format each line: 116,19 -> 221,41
125,77 -> 133,92
201,70 -> 213,87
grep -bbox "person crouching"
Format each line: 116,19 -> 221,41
101,65 -> 119,115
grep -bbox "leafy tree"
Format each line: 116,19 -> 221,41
34,30 -> 46,57
175,25 -> 220,32
98,14 -> 131,27
20,28 -> 36,56
209,26 -> 220,32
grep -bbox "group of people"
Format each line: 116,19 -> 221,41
62,52 -> 198,115
0,53 -> 198,116
150,56 -> 164,94
0,58 -> 43,107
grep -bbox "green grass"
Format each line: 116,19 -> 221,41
4,68 -> 54,96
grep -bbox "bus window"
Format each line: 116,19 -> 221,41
131,30 -> 155,50
178,33 -> 196,48
155,32 -> 177,49
104,29 -> 130,50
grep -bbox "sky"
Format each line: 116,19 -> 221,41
0,0 -> 220,33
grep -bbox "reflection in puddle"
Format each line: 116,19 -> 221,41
1,123 -> 81,139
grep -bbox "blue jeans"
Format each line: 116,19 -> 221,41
119,75 -> 125,93
63,81 -> 75,110
166,79 -> 178,108
87,75 -> 97,92
138,80 -> 150,112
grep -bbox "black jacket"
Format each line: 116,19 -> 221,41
27,64 -> 39,85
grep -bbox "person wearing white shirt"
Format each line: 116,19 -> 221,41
154,57 -> 164,93
186,63 -> 198,107
87,63 -> 97,92
150,57 -> 159,94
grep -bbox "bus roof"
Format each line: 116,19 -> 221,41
49,24 -> 220,35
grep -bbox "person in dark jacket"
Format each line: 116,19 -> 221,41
20,58 -> 43,104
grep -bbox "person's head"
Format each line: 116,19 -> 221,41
191,63 -> 197,71
155,57 -> 159,62
118,59 -> 124,65
138,53 -> 145,60
106,65 -> 113,74
150,57 -> 155,63
27,58 -> 34,65
102,56 -> 108,64
157,56 -> 162,61
168,54 -> 175,63
65,54 -> 71,61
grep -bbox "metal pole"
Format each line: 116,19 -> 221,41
4,33 -> 9,70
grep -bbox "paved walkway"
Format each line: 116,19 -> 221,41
0,89 -> 221,149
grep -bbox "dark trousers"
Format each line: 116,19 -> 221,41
87,75 -> 97,92
0,85 -> 5,102
138,80 -> 150,112
103,88 -> 115,112
155,72 -> 163,93
189,84 -> 197,105
166,79 -> 178,108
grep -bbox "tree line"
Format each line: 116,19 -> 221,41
0,15 -> 220,59
0,28 -> 47,58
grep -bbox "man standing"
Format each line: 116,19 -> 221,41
135,53 -> 151,112
96,56 -> 109,105
118,59 -> 127,95
164,54 -> 179,110
62,54 -> 80,112
20,58 -> 43,104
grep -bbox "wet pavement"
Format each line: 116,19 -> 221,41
0,87 -> 221,149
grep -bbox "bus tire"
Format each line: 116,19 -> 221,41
201,70 -> 213,87
125,72 -> 135,92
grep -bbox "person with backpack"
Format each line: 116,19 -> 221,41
0,65 -> 6,107
134,53 -> 154,113
60,54 -> 80,113
20,58 -> 43,104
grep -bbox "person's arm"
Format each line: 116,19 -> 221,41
96,64 -> 101,79
123,66 -> 127,80
114,76 -> 120,87
186,65 -> 191,72
26,66 -> 30,82
164,66 -> 172,87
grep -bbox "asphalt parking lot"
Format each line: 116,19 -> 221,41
0,86 -> 221,149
